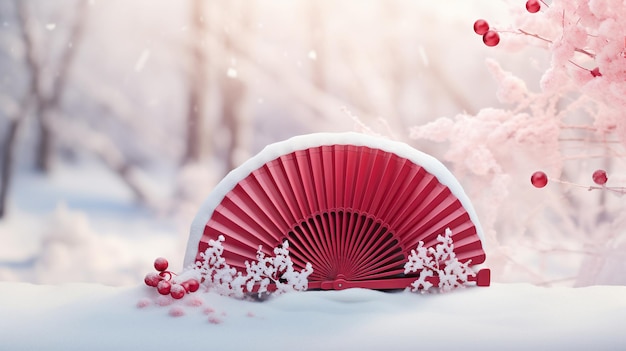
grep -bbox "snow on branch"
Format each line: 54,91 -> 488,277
194,236 -> 313,299
404,228 -> 476,293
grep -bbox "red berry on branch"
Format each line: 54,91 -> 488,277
483,31 -> 500,47
531,171 -> 548,188
157,280 -> 172,295
590,67 -> 602,77
592,169 -> 608,185
526,0 -> 541,13
170,284 -> 186,299
144,272 -> 162,287
473,19 -> 490,35
154,257 -> 169,272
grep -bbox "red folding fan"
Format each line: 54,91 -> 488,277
184,133 -> 490,290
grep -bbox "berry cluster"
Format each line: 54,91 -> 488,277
473,1 -> 542,48
472,19 -> 499,47
144,257 -> 200,299
472,1 -> 606,78
531,169 -> 612,189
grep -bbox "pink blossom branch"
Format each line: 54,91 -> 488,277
517,29 -> 596,58
549,178 -> 626,195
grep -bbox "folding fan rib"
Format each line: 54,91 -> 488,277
287,241 -> 331,281
286,230 -> 331,278
317,212 -> 342,277
348,220 -> 389,276
352,243 -> 405,280
307,215 -> 335,275
310,215 -> 340,275
350,228 -> 397,278
339,210 -> 358,274
333,212 -> 354,276
265,160 -> 301,224
298,217 -> 335,276
344,213 -> 376,272
288,224 -> 334,278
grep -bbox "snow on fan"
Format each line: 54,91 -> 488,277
184,132 -> 490,291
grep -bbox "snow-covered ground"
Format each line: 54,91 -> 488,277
0,282 -> 625,350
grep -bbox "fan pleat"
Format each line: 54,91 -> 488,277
265,162 -> 302,228
224,186 -> 283,244
342,146 -> 357,209
403,208 -> 471,251
366,151 -> 396,215
212,201 -> 276,247
321,146 -> 336,210
308,148 -> 327,212
197,142 -> 486,289
353,147 -> 374,211
384,168 -> 435,231
252,165 -> 295,231
331,146 -> 344,208
374,159 -> 417,221
293,150 -> 316,215
388,173 -> 438,233
280,154 -> 308,220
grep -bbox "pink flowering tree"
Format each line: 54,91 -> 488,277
410,0 -> 626,286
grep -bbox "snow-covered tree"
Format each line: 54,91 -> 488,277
410,0 -> 626,286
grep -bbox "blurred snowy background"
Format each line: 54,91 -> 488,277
0,0 -> 623,287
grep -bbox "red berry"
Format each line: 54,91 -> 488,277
531,171 -> 548,188
590,67 -> 602,77
525,0 -> 541,13
170,284 -> 186,299
144,272 -> 162,287
482,31 -> 500,47
473,19 -> 490,35
184,279 -> 200,293
592,169 -> 608,185
154,257 -> 169,272
157,280 -> 172,295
